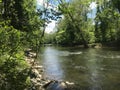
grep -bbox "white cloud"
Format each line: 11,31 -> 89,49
37,0 -> 57,33
90,2 -> 97,10
37,0 -> 44,6
45,20 -> 56,33
37,0 -> 56,9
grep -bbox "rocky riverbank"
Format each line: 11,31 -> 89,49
25,49 -> 76,90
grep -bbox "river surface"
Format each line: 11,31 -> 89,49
39,46 -> 120,90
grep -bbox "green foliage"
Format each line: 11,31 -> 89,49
55,0 -> 95,46
95,0 -> 120,44
0,21 -> 21,55
112,0 -> 120,12
44,32 -> 56,44
0,0 -> 43,89
49,0 -> 120,47
0,53 -> 30,90
2,0 -> 39,32
0,21 -> 31,89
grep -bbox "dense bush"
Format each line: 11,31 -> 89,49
0,21 -> 31,90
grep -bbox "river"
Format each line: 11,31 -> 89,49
39,46 -> 120,90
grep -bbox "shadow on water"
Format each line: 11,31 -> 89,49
39,46 -> 120,90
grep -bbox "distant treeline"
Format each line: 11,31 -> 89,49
43,0 -> 120,48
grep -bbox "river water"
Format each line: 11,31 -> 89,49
39,46 -> 120,90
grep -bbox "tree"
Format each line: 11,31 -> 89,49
112,0 -> 120,13
0,0 -> 43,89
95,0 -> 120,46
55,0 -> 95,47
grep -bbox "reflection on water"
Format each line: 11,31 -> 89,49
85,49 -> 102,90
41,47 -> 64,80
39,46 -> 120,90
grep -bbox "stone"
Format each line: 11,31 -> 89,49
31,78 -> 37,84
33,65 -> 43,69
29,52 -> 37,58
37,74 -> 42,78
43,81 -> 68,90
36,77 -> 41,82
32,69 -> 40,78
43,80 -> 54,89
35,83 -> 43,87
59,82 -> 67,88
65,81 -> 74,85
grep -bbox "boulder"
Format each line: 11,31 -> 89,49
43,81 -> 67,90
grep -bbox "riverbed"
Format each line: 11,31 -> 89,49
38,46 -> 120,90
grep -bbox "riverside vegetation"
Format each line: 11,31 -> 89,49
0,0 -> 43,89
0,0 -> 120,90
44,0 -> 120,48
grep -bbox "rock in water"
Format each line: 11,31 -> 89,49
44,81 -> 67,90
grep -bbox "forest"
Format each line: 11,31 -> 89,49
44,0 -> 120,48
0,0 -> 120,90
